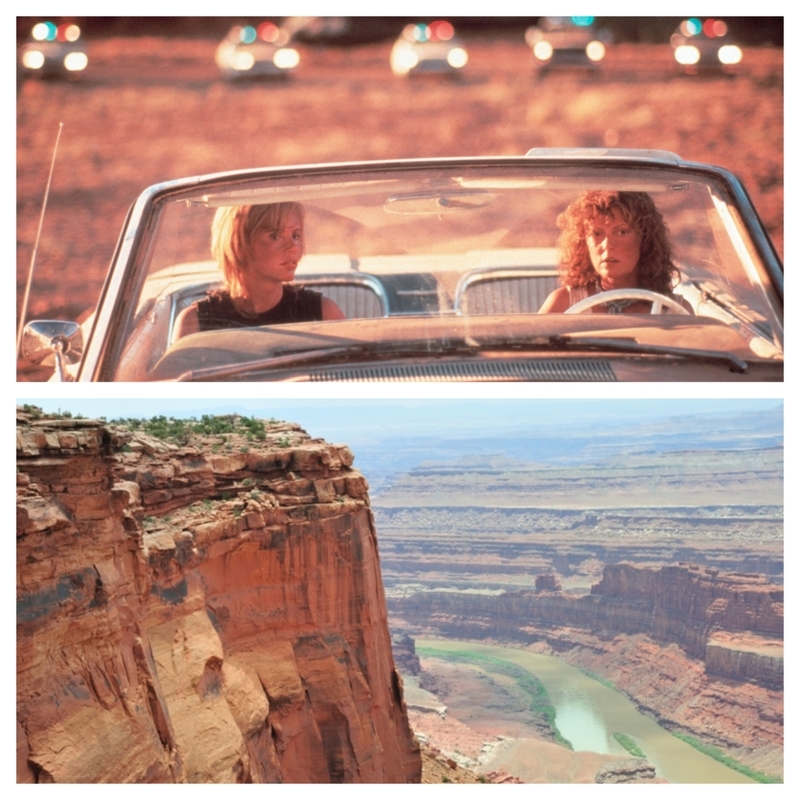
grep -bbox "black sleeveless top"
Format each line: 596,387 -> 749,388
195,285 -> 324,332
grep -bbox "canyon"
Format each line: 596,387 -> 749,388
389,564 -> 783,779
16,405 -> 784,782
373,420 -> 783,781
16,409 -> 420,783
368,414 -> 783,594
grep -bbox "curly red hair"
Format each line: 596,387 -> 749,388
557,191 -> 678,293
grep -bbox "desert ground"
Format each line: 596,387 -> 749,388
16,33 -> 783,379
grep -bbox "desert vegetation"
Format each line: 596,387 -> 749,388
613,733 -> 646,759
113,413 -> 268,439
417,645 -> 571,749
671,733 -> 781,784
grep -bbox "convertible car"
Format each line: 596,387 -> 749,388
21,149 -> 783,381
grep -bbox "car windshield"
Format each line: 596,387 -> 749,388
109,161 -> 782,381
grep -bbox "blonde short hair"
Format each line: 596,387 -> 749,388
211,202 -> 305,297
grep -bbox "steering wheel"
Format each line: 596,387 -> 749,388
564,288 -> 691,315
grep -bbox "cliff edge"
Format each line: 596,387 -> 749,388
16,409 -> 421,783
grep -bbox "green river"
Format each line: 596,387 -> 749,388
417,639 -> 757,784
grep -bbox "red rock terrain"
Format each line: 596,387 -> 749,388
389,563 -> 783,778
401,652 -> 662,783
16,35 -> 782,379
16,409 -> 420,783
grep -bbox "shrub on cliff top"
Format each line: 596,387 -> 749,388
110,413 -> 275,446
238,416 -> 267,440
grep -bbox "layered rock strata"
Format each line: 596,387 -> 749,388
17,411 -> 420,784
389,563 -> 783,774
375,505 -> 784,591
590,564 -> 783,673
390,563 -> 782,687
595,759 -> 659,784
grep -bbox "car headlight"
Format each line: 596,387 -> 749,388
22,50 -> 45,69
446,47 -> 468,68
63,52 -> 88,71
232,51 -> 256,71
391,45 -> 419,75
718,45 -> 742,65
533,41 -> 553,62
32,22 -> 56,41
273,48 -> 300,69
674,45 -> 700,65
585,41 -> 605,62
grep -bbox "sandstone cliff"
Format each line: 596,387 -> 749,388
390,563 -> 782,686
17,410 -> 421,784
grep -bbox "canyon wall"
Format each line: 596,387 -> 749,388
374,505 -> 784,591
390,563 -> 782,687
590,563 -> 783,667
16,410 -> 421,784
389,564 -> 783,773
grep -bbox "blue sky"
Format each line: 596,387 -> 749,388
17,397 -> 781,448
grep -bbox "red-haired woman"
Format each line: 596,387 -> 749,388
539,190 -> 692,314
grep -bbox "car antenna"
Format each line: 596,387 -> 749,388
16,121 -> 64,360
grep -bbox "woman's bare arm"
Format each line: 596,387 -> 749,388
173,304 -> 200,341
538,287 -> 571,313
321,296 -> 346,320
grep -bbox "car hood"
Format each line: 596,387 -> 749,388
147,313 -> 781,381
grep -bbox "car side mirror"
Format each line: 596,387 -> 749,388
22,320 -> 83,381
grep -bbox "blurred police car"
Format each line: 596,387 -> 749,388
19,21 -> 88,79
215,22 -> 300,80
671,18 -> 742,73
390,21 -> 468,77
525,17 -> 608,74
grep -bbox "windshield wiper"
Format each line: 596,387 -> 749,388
171,340 -> 487,380
172,345 -> 368,381
546,335 -> 749,373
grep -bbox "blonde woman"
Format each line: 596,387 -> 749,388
175,202 -> 344,337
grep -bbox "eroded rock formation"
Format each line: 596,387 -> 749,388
389,563 -> 783,776
17,410 -> 421,784
595,759 -> 659,784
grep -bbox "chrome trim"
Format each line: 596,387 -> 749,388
22,320 -> 83,381
309,359 -> 617,382
525,147 -> 683,163
80,191 -> 160,379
